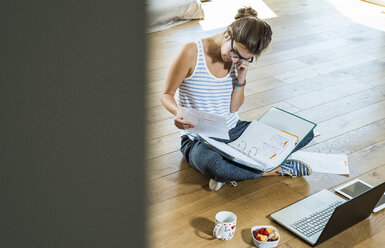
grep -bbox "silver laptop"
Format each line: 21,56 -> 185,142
270,181 -> 385,246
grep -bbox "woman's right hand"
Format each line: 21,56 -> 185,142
174,109 -> 195,130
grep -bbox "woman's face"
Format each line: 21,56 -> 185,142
221,36 -> 254,64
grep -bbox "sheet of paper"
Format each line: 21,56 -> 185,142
228,121 -> 297,166
181,107 -> 229,139
289,151 -> 349,175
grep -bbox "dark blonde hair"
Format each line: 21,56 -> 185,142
229,7 -> 272,58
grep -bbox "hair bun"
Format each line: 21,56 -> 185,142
234,7 -> 258,20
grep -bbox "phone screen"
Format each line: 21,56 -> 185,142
340,181 -> 372,198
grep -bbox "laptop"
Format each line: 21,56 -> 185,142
270,181 -> 385,246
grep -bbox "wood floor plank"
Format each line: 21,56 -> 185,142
243,60 -> 385,112
314,100 -> 385,143
148,132 -> 180,159
147,104 -> 173,123
353,227 -> 385,248
253,27 -> 380,70
146,117 -> 176,140
270,0 -> 335,17
269,22 -> 378,54
274,51 -> 380,84
247,60 -> 309,81
147,150 -> 187,180
296,81 -> 375,110
269,4 -> 339,22
284,77 -> 379,110
301,118 -> 385,156
296,40 -> 385,66
295,79 -> 385,123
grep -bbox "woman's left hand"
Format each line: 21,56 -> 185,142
235,60 -> 249,83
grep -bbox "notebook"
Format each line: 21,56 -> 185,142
196,107 -> 316,172
270,181 -> 385,246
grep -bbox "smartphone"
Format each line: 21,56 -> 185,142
334,179 -> 373,199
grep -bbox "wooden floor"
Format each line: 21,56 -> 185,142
146,0 -> 385,247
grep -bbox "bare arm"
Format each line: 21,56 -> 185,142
230,85 -> 245,113
230,60 -> 249,113
161,43 -> 197,129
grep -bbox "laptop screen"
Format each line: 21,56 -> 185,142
316,181 -> 385,245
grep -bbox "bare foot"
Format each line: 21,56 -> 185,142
262,168 -> 282,176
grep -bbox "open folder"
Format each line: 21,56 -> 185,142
196,107 -> 317,172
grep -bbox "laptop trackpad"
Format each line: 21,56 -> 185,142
301,197 -> 325,211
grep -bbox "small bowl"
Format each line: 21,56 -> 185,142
251,225 -> 280,248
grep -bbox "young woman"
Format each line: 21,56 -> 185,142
161,7 -> 314,191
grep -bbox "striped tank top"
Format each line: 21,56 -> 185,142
177,40 -> 240,136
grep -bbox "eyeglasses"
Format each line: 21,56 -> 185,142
230,37 -> 254,63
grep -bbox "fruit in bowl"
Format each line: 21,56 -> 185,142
252,227 -> 279,241
251,226 -> 280,248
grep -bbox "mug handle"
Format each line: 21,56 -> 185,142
213,224 -> 223,239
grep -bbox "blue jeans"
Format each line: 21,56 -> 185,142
180,120 -> 314,182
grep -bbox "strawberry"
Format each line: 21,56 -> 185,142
258,228 -> 264,234
263,230 -> 269,236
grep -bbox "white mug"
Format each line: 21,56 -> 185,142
213,211 -> 237,240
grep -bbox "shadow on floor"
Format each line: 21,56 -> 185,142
191,217 -> 216,240
241,228 -> 255,247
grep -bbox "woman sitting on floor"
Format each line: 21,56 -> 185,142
161,7 -> 314,191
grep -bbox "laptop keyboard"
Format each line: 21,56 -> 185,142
290,201 -> 343,237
